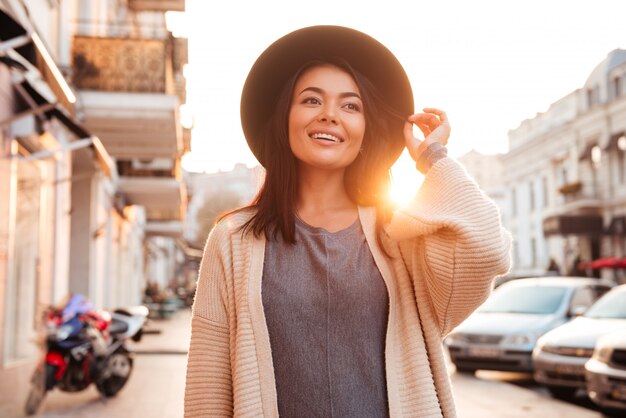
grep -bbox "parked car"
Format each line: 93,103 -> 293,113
533,284 -> 626,399
445,277 -> 612,374
585,331 -> 626,411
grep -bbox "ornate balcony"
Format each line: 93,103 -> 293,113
73,36 -> 174,94
555,180 -> 602,213
558,181 -> 582,195
128,0 -> 185,12
71,35 -> 188,160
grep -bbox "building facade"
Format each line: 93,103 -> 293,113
0,0 -> 188,414
502,49 -> 626,280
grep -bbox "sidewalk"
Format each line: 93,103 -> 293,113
9,307 -> 607,417
452,371 -> 603,418
13,310 -> 193,418
127,308 -> 191,354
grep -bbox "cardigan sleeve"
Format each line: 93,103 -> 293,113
184,221 -> 234,417
386,157 -> 512,337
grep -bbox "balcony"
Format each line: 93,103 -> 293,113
558,181 -> 582,195
72,35 -> 188,159
128,0 -> 185,12
556,180 -> 602,212
119,176 -> 186,220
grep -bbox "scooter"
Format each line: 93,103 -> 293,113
25,294 -> 148,415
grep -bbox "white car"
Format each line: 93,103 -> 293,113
533,284 -> 626,398
585,331 -> 626,411
445,277 -> 611,374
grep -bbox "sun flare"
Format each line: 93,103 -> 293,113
389,153 -> 425,207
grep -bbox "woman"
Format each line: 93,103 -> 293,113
185,26 -> 511,417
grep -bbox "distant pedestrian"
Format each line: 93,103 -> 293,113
185,25 -> 511,417
547,257 -> 561,275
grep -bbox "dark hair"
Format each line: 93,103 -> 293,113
225,58 -> 400,247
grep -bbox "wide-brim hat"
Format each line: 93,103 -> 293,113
240,25 -> 414,168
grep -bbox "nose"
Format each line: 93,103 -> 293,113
318,105 -> 338,124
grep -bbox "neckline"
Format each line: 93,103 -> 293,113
295,215 -> 360,236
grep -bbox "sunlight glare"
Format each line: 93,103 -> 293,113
389,152 -> 424,206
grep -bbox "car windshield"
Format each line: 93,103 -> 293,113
478,285 -> 567,314
584,289 -> 626,319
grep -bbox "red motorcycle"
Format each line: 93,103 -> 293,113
25,294 -> 148,415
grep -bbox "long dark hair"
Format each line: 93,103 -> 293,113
225,58 -> 400,247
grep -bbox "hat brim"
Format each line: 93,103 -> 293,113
240,25 -> 414,168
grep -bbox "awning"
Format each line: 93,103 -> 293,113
0,7 -> 75,111
0,6 -> 35,62
579,257 -> 626,270
1,8 -> 114,179
543,214 -> 603,236
6,75 -> 117,180
606,216 -> 626,235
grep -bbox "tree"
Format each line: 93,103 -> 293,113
192,190 -> 242,249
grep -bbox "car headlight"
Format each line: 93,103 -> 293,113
533,338 -> 549,355
592,346 -> 612,363
502,334 -> 533,345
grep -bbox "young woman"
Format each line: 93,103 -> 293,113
185,26 -> 511,418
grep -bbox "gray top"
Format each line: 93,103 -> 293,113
262,217 -> 390,418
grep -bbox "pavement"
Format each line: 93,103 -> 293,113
6,308 -> 609,418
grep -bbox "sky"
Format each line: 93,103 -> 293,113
170,0 -> 626,200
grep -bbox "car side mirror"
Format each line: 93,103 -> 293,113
569,305 -> 587,317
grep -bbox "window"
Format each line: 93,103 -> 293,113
587,85 -> 600,107
4,159 -> 42,362
618,135 -> 626,184
570,287 -> 594,309
613,76 -> 623,99
530,238 -> 537,267
529,181 -> 535,211
561,167 -> 568,185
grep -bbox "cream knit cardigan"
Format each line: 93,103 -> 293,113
185,158 -> 512,417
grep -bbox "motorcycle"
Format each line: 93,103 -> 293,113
25,294 -> 148,415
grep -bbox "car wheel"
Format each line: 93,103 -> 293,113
547,386 -> 577,399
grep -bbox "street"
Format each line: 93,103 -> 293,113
3,308 -> 612,418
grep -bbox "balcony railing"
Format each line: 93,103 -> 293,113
128,0 -> 185,12
558,181 -> 582,195
72,35 -> 186,98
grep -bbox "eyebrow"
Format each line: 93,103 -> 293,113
298,86 -> 362,100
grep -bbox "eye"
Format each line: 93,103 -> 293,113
302,97 -> 321,105
343,102 -> 361,112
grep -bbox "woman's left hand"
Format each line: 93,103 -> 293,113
403,108 -> 451,162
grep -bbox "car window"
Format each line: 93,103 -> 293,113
570,286 -> 594,308
478,285 -> 567,314
584,288 -> 626,319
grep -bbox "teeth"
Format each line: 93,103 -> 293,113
311,132 -> 342,143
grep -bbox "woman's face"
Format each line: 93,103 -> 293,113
288,65 -> 365,172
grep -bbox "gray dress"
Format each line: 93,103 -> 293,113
262,217 -> 390,418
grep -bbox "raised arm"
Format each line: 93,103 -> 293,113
388,156 -> 512,336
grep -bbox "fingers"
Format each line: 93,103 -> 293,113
422,107 -> 448,123
406,108 -> 451,146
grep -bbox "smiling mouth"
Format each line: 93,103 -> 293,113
309,132 -> 344,143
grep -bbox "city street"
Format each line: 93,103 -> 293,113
1,308 -> 613,418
